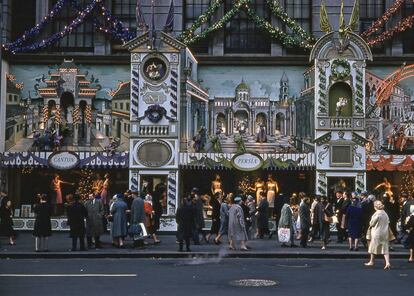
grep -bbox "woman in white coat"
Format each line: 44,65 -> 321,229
365,200 -> 391,269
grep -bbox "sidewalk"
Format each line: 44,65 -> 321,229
0,232 -> 409,259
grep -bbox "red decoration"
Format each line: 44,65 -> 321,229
367,14 -> 414,47
367,155 -> 414,171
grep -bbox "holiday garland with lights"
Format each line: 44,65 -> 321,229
75,168 -> 95,199
367,14 -> 414,47
179,0 -> 314,49
360,0 -> 404,38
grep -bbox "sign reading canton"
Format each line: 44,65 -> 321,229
48,152 -> 80,170
231,153 -> 263,171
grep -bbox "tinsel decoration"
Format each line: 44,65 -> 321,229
238,175 -> 253,196
42,105 -> 49,124
85,104 -> 92,124
73,105 -> 80,124
400,171 -> 414,195
54,105 -> 61,124
367,14 -> 414,46
75,168 -> 95,200
361,0 -> 404,38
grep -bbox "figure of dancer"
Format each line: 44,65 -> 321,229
51,174 -> 74,216
211,174 -> 224,196
374,177 -> 394,197
100,173 -> 110,205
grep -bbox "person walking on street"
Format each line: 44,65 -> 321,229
130,190 -> 146,247
228,196 -> 249,250
345,196 -> 363,251
247,195 -> 257,239
278,195 -> 296,248
215,194 -> 231,244
383,193 -> 399,251
85,193 -> 104,249
361,193 -> 375,248
110,193 -> 128,248
67,194 -> 88,251
321,196 -> 334,250
299,194 -> 311,248
206,192 -> 221,243
405,210 -> 414,263
144,194 -> 161,244
365,200 -> 391,269
176,195 -> 196,252
257,191 -> 269,239
310,196 -> 323,242
33,194 -> 52,252
191,188 -> 206,244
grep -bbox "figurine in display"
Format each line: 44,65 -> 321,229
256,123 -> 267,143
374,177 -> 394,197
251,178 -> 266,203
211,174 -> 224,196
51,174 -> 74,215
387,123 -> 399,150
100,173 -> 110,205
401,119 -> 414,151
146,62 -> 162,80
335,97 -> 348,117
266,175 -> 279,216
92,173 -> 104,195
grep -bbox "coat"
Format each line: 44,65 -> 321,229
219,202 -> 229,235
67,201 -> 88,238
257,199 -> 269,230
279,203 -> 293,229
346,205 -> 363,239
194,197 -> 205,229
33,202 -> 52,237
299,202 -> 311,230
110,198 -> 128,238
176,200 -> 196,240
405,215 -> 414,249
228,204 -> 248,241
0,206 -> 16,237
368,210 -> 390,255
130,197 -> 145,225
85,198 -> 104,237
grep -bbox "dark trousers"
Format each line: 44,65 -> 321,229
87,236 -> 101,248
336,224 -> 347,242
311,223 -> 321,239
179,237 -> 191,251
72,236 -> 85,251
300,227 -> 310,247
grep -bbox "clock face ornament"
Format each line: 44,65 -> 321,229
142,56 -> 168,83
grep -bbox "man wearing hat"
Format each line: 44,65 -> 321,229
67,194 -> 88,251
191,188 -> 206,244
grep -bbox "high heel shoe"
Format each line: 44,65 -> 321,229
364,262 -> 374,267
384,264 -> 391,270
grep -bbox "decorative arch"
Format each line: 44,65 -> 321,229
328,82 -> 353,117
309,32 -> 373,61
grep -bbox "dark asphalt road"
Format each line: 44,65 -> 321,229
0,258 -> 413,296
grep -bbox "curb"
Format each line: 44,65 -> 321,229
0,252 -> 408,260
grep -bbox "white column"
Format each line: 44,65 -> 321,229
0,60 -> 9,152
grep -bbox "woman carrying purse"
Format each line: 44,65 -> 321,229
321,196 -> 334,250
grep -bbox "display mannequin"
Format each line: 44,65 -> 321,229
51,174 -> 74,216
100,173 -> 110,205
211,174 -> 224,195
266,175 -> 279,215
92,173 -> 104,195
252,178 -> 265,203
374,177 -> 394,197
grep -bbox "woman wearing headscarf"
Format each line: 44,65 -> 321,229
110,193 -> 128,248
278,194 -> 296,247
228,196 -> 249,250
33,194 -> 52,251
321,196 -> 334,250
365,200 -> 391,269
345,195 -> 363,251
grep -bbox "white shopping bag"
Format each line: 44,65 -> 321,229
278,227 -> 291,243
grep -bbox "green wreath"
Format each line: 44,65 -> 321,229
331,59 -> 351,80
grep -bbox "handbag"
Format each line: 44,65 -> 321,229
324,214 -> 333,224
388,227 -> 396,242
278,227 -> 291,243
107,214 -> 113,222
366,227 -> 372,241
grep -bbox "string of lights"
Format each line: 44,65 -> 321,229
361,0 -> 404,38
367,14 -> 414,46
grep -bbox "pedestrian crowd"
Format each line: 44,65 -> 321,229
1,188 -> 414,269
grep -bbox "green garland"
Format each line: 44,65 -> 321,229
266,0 -> 315,45
178,0 -> 314,50
331,59 -> 351,80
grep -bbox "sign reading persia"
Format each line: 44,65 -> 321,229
231,152 -> 263,171
48,152 -> 80,170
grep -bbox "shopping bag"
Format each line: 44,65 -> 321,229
278,227 -> 291,243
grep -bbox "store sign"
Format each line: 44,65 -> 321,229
231,152 -> 263,171
48,152 -> 80,170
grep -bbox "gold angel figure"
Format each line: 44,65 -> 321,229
320,0 -> 359,40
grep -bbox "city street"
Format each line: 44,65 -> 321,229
0,258 -> 413,296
